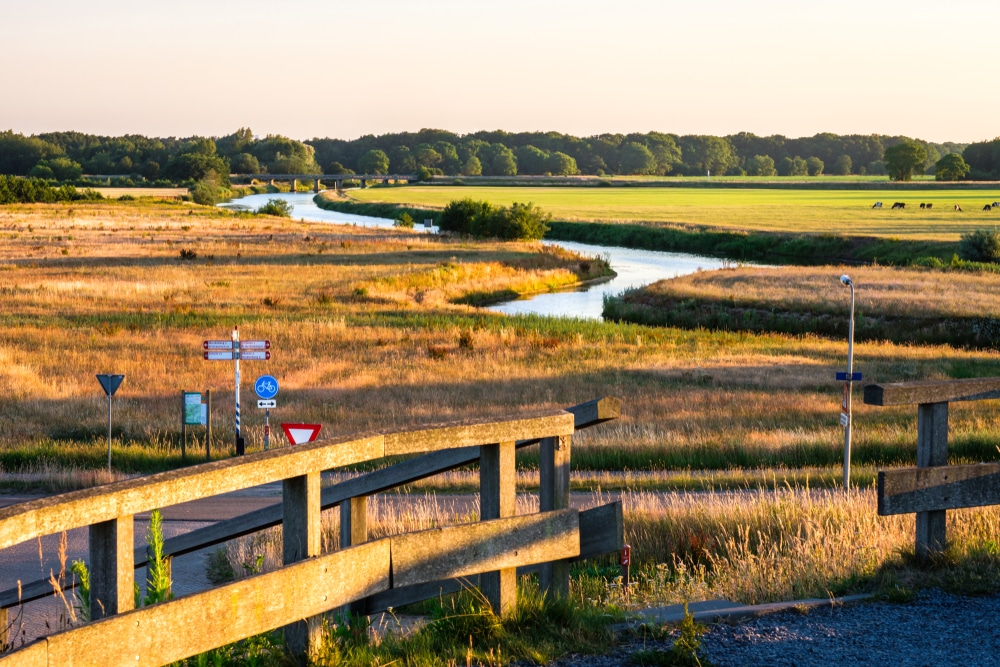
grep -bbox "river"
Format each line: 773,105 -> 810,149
220,192 -> 736,320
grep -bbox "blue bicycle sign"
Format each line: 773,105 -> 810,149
254,375 -> 279,400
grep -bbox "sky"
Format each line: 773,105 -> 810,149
2,0 -> 998,144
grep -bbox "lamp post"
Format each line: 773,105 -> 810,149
840,274 -> 855,489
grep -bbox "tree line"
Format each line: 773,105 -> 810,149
1,127 -> 994,184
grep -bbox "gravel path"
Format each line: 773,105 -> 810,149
548,590 -> 1000,666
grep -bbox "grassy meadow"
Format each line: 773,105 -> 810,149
4,195 -> 1000,632
344,185 -> 1000,240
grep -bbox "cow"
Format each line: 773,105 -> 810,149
920,203 -> 926,209
891,202 -> 906,210
955,205 -> 963,212
984,205 -> 993,212
872,201 -> 883,209
993,202 -> 999,208
926,203 -> 933,209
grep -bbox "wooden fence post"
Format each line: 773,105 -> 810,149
539,435 -> 571,598
206,389 -> 212,462
915,402 -> 949,560
480,441 -> 516,616
283,472 -> 322,663
340,496 -> 368,616
1,606 -> 8,650
181,390 -> 187,462
89,516 -> 135,620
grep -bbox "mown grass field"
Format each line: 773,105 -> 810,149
3,198 -> 1000,634
347,185 -> 1000,240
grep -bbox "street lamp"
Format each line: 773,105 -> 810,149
840,274 -> 855,489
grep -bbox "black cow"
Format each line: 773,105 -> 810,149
920,203 -> 926,209
926,203 -> 933,209
891,202 -> 905,210
984,205 -> 993,212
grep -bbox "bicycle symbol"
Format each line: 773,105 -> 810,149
254,375 -> 279,399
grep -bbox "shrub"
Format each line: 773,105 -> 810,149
255,198 -> 293,217
439,198 -> 494,235
189,180 -> 219,205
394,212 -> 415,228
959,229 -> 1000,263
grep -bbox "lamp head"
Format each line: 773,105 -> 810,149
840,274 -> 852,286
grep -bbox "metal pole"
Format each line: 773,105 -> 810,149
206,388 -> 212,462
107,393 -> 113,472
844,282 -> 855,489
264,407 -> 270,451
233,327 -> 242,455
181,390 -> 187,462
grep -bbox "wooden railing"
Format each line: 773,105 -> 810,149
0,398 -> 622,666
865,378 -> 1000,561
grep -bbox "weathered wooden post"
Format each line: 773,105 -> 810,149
283,472 -> 322,663
339,496 -> 368,615
180,390 -> 187,462
206,389 -> 212,462
915,401 -> 949,558
539,435 -> 571,598
89,517 -> 135,620
0,607 -> 8,650
480,441 -> 516,615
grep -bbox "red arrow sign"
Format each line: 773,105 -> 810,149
281,423 -> 322,445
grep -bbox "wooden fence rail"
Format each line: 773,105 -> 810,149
0,398 -> 622,666
865,377 -> 1000,561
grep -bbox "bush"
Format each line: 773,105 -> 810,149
190,180 -> 220,205
394,212 -> 415,228
438,198 -> 550,240
255,198 -> 293,217
439,198 -> 494,235
959,229 -> 1000,263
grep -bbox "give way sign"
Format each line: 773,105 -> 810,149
281,423 -> 322,446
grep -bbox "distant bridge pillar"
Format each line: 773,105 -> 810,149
382,178 -> 389,185
289,178 -> 296,192
360,178 -> 367,188
334,178 -> 342,191
314,178 -> 321,193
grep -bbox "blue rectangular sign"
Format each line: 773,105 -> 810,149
836,372 -> 863,382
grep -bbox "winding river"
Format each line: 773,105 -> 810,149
220,192 -> 736,320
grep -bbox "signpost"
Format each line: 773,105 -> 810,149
203,328 -> 270,455
839,274 -> 857,489
254,375 -> 279,450
281,423 -> 322,446
96,374 -> 125,471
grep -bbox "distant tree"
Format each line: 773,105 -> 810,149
725,165 -> 746,176
489,201 -> 551,240
679,135 -> 737,175
745,155 -> 776,176
141,161 -> 160,181
618,142 -> 657,175
326,161 -> 353,175
388,146 -> 416,173
358,149 -> 390,175
184,137 -> 217,156
460,156 -> 482,176
255,198 -> 293,217
777,155 -> 808,176
394,212 -> 416,228
515,145 -> 549,175
414,145 -> 443,169
28,163 -> 54,179
831,154 -> 852,175
0,131 -> 63,175
806,157 -> 824,176
545,152 -> 578,176
439,198 -> 494,235
230,153 -> 261,174
866,160 -> 887,176
479,144 -> 517,176
433,141 -> 462,174
884,139 -> 927,181
935,153 -> 970,181
163,153 -> 231,185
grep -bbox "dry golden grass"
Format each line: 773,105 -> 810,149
89,188 -> 188,199
642,264 -> 1000,319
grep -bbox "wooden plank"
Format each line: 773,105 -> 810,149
878,463 -> 1000,515
89,517 -> 134,620
44,540 -> 391,667
383,411 -> 574,456
0,434 -> 385,551
480,441 -> 516,615
1,397 -> 622,609
864,377 -> 1000,406
339,496 -> 368,616
915,402 -> 949,560
574,502 -> 624,560
363,503 -> 622,615
0,640 -> 47,667
391,509 -> 580,589
539,435 -> 571,598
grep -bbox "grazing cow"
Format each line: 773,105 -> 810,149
926,203 -> 933,209
993,202 -> 999,208
984,205 -> 993,212
955,205 -> 963,212
872,201 -> 883,209
891,202 -> 906,210
920,203 -> 926,209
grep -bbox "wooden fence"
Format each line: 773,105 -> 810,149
0,397 -> 622,666
866,377 -> 1000,560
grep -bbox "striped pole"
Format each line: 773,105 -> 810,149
233,327 -> 242,455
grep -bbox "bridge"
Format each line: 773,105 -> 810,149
229,173 -> 417,192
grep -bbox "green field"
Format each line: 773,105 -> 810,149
348,186 -> 1000,240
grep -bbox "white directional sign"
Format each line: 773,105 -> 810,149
240,340 -> 270,350
204,340 -> 234,350
203,350 -> 271,360
257,399 -> 277,409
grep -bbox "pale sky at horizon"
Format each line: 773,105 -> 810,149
2,0 -> 998,144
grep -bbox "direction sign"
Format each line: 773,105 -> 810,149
257,399 -> 277,409
840,412 -> 850,427
96,374 -> 125,397
282,423 -> 322,445
240,351 -> 271,361
204,350 -> 271,360
204,340 -> 234,350
241,340 -> 270,350
254,375 -> 279,400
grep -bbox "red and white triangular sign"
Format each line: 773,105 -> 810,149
281,423 -> 322,446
